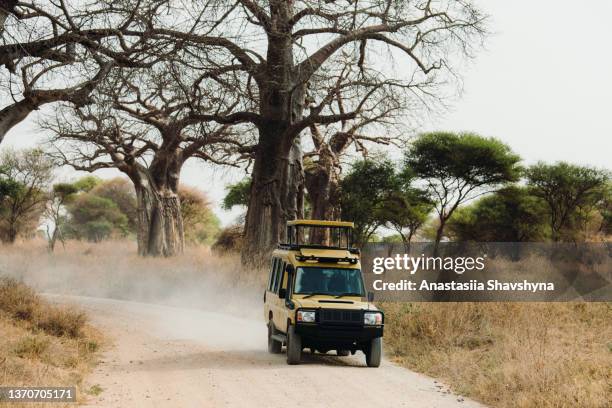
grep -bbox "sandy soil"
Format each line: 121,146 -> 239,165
56,296 -> 483,408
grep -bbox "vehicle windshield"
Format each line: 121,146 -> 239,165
294,267 -> 365,296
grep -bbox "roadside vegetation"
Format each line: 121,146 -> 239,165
382,302 -> 612,408
0,278 -> 102,406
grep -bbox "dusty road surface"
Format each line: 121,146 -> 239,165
57,296 -> 483,408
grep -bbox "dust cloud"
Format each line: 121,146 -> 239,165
0,240 -> 266,324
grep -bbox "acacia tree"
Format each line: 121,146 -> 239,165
46,61 -> 253,256
0,0 -> 169,143
339,159 -> 398,246
0,148 -> 53,243
526,162 -> 610,241
404,132 -> 521,254
377,187 -> 433,251
446,186 -> 549,242
45,182 -> 78,251
148,0 -> 487,262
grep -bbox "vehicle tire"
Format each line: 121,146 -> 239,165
365,337 -> 382,367
337,349 -> 350,357
286,325 -> 302,365
267,322 -> 282,354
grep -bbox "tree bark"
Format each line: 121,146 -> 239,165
304,148 -> 341,245
131,156 -> 185,257
0,100 -> 36,144
0,63 -> 111,144
433,218 -> 446,257
3,220 -> 17,243
0,0 -> 17,34
305,148 -> 340,222
242,121 -> 305,263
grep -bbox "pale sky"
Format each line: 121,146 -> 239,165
2,0 -> 611,226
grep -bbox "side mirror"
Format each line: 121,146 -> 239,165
278,288 -> 286,298
367,292 -> 375,302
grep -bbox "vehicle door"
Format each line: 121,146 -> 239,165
272,259 -> 287,333
263,258 -> 277,321
274,261 -> 291,333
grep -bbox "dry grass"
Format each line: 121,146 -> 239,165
0,278 -> 102,408
0,278 -> 87,338
381,302 -> 612,408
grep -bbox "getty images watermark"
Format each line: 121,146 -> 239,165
361,243 -> 612,302
371,253 -> 554,293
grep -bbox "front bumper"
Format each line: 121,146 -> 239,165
295,323 -> 383,345
293,308 -> 384,349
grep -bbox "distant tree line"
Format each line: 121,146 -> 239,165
222,132 -> 611,250
0,149 -> 219,249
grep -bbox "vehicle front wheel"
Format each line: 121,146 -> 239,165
267,322 -> 282,354
365,337 -> 382,367
286,325 -> 302,365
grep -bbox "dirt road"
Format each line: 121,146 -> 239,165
59,296 -> 482,408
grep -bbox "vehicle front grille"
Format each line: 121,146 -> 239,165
319,309 -> 362,325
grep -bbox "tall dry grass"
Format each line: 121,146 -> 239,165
0,278 -> 102,408
382,302 -> 612,408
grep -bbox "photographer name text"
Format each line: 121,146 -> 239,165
373,279 -> 555,292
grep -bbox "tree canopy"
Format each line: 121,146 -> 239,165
339,159 -> 399,246
526,162 -> 610,241
447,186 -> 548,242
404,131 -> 521,251
0,148 -> 53,242
222,179 -> 252,211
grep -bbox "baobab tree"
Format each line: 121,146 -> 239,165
45,60 -> 254,256
303,60 -> 423,223
147,0 -> 487,262
0,0 -> 170,143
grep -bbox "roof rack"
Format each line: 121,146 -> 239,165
287,219 -> 354,228
295,254 -> 359,265
276,243 -> 361,255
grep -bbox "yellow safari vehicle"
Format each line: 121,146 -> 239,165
264,220 -> 383,367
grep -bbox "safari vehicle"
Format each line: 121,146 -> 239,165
263,220 -> 384,367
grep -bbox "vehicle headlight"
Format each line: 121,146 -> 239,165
297,310 -> 316,323
364,312 -> 383,325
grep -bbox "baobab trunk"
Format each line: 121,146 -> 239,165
133,164 -> 184,257
304,152 -> 340,245
241,5 -> 306,264
135,182 -> 184,257
242,122 -> 305,264
305,151 -> 340,222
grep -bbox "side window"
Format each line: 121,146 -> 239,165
268,258 -> 278,291
273,260 -> 284,293
280,262 -> 288,290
